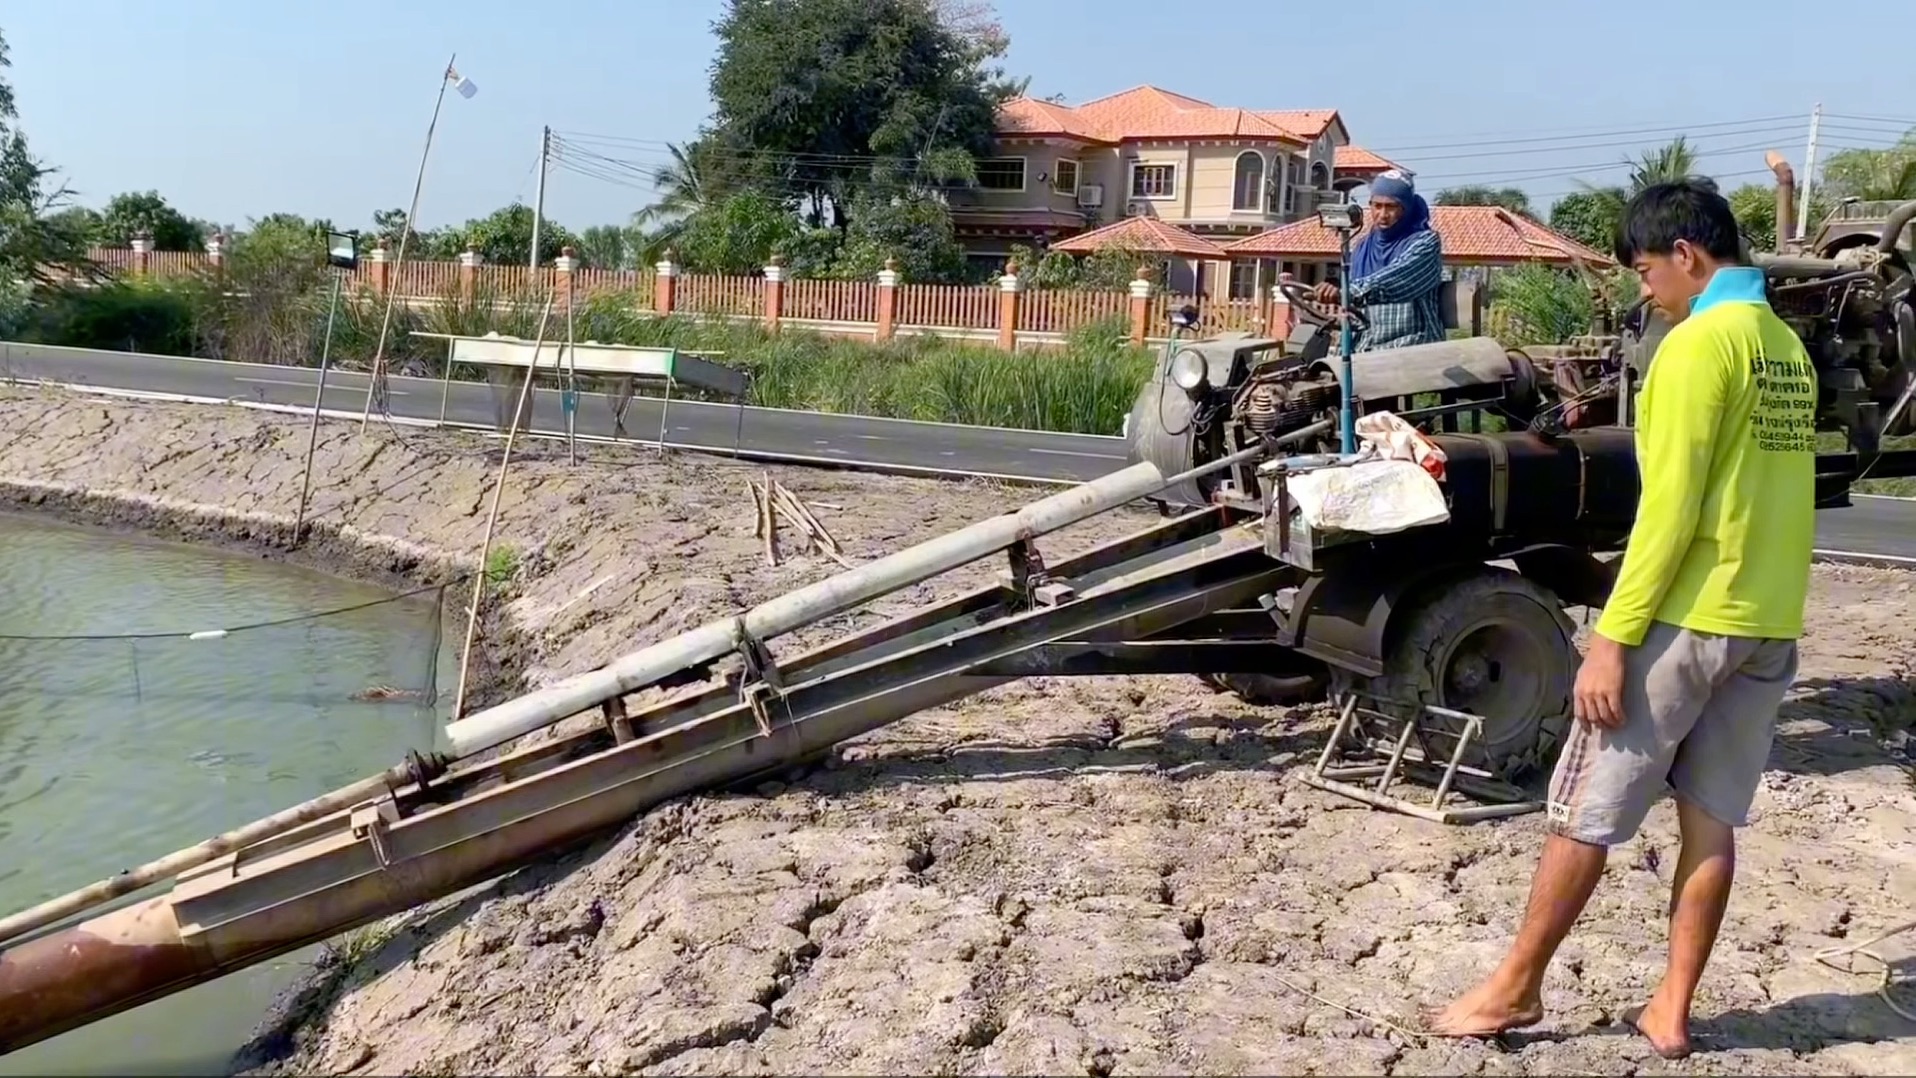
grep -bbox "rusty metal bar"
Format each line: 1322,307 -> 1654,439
443,444 -> 1271,760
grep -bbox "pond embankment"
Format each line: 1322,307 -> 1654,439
2,383 -> 1913,1077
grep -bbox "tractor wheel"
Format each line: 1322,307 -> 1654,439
1335,567 -> 1577,783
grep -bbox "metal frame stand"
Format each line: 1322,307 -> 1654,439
1297,692 -> 1544,824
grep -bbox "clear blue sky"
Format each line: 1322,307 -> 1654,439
6,0 -> 1912,234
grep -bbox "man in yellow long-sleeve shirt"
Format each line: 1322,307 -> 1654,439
1428,181 -> 1815,1059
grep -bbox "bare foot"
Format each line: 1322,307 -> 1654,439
1424,976 -> 1545,1038
1623,997 -> 1692,1060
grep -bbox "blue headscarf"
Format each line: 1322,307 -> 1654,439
1350,170 -> 1433,281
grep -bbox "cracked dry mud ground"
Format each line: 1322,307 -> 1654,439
3,387 -> 1915,1076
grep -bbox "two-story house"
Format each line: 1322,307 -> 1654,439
946,85 -> 1397,295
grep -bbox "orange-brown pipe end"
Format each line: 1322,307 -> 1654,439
0,898 -> 199,1055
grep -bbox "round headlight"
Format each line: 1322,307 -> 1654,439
1169,349 -> 1208,393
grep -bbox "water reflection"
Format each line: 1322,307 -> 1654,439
0,512 -> 455,1076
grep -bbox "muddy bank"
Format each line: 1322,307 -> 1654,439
2,385 -> 1913,1076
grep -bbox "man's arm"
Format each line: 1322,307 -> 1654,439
1593,327 -> 1732,646
1346,231 -> 1442,305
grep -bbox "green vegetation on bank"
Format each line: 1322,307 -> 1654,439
12,269 -> 1155,437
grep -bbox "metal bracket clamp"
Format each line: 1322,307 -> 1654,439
999,539 -> 1076,609
734,619 -> 787,739
349,799 -> 404,869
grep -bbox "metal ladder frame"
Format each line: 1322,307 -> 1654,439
1297,691 -> 1545,824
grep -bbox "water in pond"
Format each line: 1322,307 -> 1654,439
0,511 -> 455,1076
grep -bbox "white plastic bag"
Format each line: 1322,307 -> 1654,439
1284,458 -> 1451,535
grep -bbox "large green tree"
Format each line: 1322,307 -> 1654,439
97,190 -> 205,251
702,0 -> 1018,227
1820,128 -> 1916,202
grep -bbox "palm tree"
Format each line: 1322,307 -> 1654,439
631,142 -> 711,265
1565,136 -> 1704,254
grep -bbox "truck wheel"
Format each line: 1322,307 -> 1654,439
1342,568 -> 1576,783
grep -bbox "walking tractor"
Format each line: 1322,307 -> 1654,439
1,193 -> 1913,1054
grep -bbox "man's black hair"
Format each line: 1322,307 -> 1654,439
1613,179 -> 1745,266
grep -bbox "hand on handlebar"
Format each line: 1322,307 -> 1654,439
1311,282 -> 1340,305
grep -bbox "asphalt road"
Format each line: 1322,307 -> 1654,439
4,341 -> 1913,562
0,342 -> 1130,484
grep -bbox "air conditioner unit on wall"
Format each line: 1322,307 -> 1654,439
1125,201 -> 1148,217
1077,183 -> 1104,208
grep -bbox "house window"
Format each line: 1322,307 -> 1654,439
977,158 -> 1026,191
1229,261 -> 1259,300
1310,160 -> 1331,190
1232,152 -> 1265,213
1131,163 -> 1177,199
1052,159 -> 1080,197
1284,157 -> 1305,214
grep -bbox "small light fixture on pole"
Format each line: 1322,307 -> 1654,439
294,230 -> 361,546
360,56 -> 479,429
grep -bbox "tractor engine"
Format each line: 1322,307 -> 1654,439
1126,333 -> 1546,509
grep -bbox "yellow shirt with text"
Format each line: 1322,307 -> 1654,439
1595,267 -> 1817,646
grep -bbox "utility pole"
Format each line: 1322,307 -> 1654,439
1795,103 -> 1822,241
529,126 -> 550,270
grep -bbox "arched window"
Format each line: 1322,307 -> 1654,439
1310,160 -> 1331,190
1233,151 -> 1265,212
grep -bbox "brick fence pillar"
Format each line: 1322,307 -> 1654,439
763,255 -> 786,331
997,261 -> 1022,352
205,231 -> 225,274
875,257 -> 900,341
369,237 -> 392,294
554,245 -> 578,308
131,231 -> 153,276
1269,275 -> 1296,340
458,245 -> 483,299
1128,266 -> 1154,346
654,249 -> 678,316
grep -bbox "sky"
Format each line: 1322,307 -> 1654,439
5,0 -> 1914,235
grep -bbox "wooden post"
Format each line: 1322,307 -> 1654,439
997,260 -> 1022,352
1128,265 -> 1154,346
763,254 -> 786,332
458,244 -> 482,300
654,248 -> 678,316
875,256 -> 900,341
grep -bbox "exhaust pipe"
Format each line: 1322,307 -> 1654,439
1765,151 -> 1797,253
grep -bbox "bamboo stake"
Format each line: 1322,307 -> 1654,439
452,290 -> 557,720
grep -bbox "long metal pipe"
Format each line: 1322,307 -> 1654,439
1,508 -> 1275,1053
0,753 -> 445,949
0,450 -> 1245,954
443,456 -> 1190,758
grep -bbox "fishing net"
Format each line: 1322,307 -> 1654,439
0,583 -> 449,718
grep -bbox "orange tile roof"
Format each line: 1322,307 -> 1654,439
1049,216 -> 1229,260
1256,110 -> 1343,141
1223,206 -> 1616,267
994,86 -> 1319,146
1333,145 -> 1399,174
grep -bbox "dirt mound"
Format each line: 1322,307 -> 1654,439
2,387 -> 1912,1076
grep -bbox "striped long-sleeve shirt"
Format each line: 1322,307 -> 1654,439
1346,229 -> 1445,352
